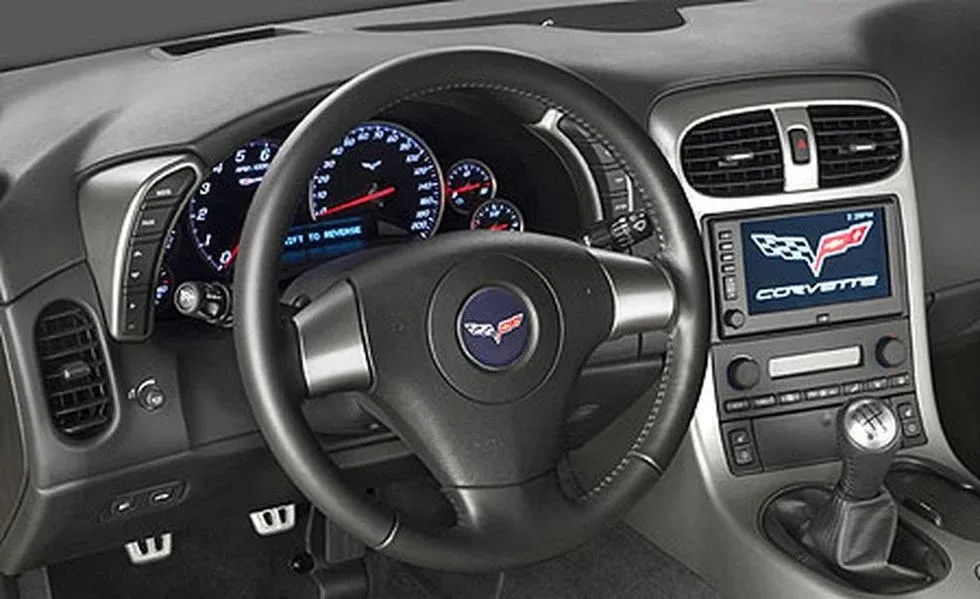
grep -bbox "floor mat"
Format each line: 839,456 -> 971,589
369,523 -> 719,599
47,508 -> 317,599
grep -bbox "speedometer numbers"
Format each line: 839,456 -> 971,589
188,138 -> 279,272
446,159 -> 496,214
308,122 -> 444,239
470,199 -> 524,232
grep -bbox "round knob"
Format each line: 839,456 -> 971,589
875,336 -> 906,368
723,309 -> 746,329
727,357 -> 761,391
130,378 -> 166,412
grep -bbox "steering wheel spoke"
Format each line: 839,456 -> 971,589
589,248 -> 676,340
291,280 -> 372,397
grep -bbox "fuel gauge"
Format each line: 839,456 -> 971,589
470,199 -> 524,232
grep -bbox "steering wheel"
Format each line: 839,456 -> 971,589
234,47 -> 709,571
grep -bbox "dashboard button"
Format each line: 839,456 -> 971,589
729,429 -> 750,446
843,381 -> 864,395
902,421 -> 922,437
122,291 -> 148,336
733,445 -> 756,466
718,230 -> 733,241
896,402 -> 916,420
133,206 -> 173,239
889,373 -> 912,388
721,264 -> 736,274
145,169 -> 195,204
867,377 -> 889,391
718,241 -> 734,252
111,496 -> 137,516
724,399 -> 750,413
751,395 -> 776,409
595,168 -> 629,194
778,391 -> 803,405
788,128 -> 811,164
720,253 -> 734,263
722,275 -> 738,301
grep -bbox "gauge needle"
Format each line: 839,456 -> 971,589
317,186 -> 396,218
223,244 -> 240,271
449,182 -> 488,195
489,223 -> 511,231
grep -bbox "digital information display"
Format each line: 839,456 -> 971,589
740,207 -> 892,315
281,216 -> 368,264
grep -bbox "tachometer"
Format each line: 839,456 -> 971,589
308,122 -> 444,238
188,138 -> 280,272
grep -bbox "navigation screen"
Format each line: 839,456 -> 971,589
740,207 -> 891,315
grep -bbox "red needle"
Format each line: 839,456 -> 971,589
489,223 -> 511,231
222,243 -> 240,271
317,186 -> 395,218
449,182 -> 488,195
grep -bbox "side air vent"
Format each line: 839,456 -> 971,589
681,110 -> 784,197
808,105 -> 902,188
34,302 -> 113,440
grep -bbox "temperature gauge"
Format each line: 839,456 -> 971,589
446,159 -> 496,214
470,199 -> 524,232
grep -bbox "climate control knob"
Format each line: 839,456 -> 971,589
727,357 -> 761,391
875,337 -> 906,368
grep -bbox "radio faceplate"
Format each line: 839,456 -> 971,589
712,317 -> 925,475
706,198 -> 907,339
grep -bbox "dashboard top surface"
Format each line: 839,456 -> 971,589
0,0 -> 978,303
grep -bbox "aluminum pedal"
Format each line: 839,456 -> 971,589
249,503 -> 296,536
124,533 -> 172,565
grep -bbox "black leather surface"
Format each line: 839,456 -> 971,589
763,486 -> 949,595
233,47 -> 709,570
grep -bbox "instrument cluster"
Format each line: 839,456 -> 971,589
155,107 -> 571,317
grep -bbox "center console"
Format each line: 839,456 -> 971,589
705,199 -> 927,476
627,76 -> 980,598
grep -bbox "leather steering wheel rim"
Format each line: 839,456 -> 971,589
234,47 -> 709,571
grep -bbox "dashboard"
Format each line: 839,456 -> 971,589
155,102 -> 580,318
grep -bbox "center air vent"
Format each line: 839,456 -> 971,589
34,302 -> 113,440
808,105 -> 902,188
681,110 -> 784,197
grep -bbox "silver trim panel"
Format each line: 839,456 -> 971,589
78,155 -> 204,341
628,76 -> 980,599
590,248 -> 675,338
773,106 -> 818,192
768,345 -> 862,379
292,281 -> 372,396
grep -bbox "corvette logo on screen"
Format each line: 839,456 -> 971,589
463,313 -> 525,345
750,221 -> 874,278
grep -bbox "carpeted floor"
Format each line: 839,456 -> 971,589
45,513 -> 717,599
369,524 -> 719,599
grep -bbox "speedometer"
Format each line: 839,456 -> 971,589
308,122 -> 444,238
188,138 -> 279,272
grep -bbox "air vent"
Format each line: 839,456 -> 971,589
808,105 -> 902,188
681,110 -> 784,197
34,302 -> 113,440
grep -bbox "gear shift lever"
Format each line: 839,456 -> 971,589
837,398 -> 900,500
801,398 -> 929,590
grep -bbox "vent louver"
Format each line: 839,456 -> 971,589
809,105 -> 902,188
681,110 -> 784,197
34,302 -> 112,440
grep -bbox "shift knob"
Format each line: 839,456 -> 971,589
836,398 -> 900,500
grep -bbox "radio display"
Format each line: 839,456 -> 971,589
740,207 -> 892,315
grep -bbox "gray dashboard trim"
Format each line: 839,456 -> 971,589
628,75 -> 980,599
